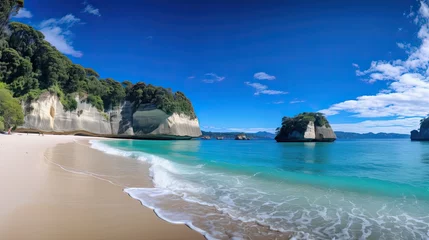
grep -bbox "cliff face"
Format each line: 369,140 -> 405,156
315,126 -> 337,141
133,105 -> 202,138
21,92 -> 112,134
20,93 -> 202,139
276,121 -> 336,142
410,129 -> 429,141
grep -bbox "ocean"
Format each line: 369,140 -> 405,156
91,139 -> 429,239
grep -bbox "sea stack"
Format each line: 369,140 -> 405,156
235,133 -> 248,140
275,112 -> 336,142
410,117 -> 429,141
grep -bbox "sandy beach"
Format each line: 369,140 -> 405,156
0,134 -> 203,240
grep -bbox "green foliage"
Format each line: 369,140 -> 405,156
0,88 -> 24,129
100,78 -> 125,110
47,85 -> 77,111
21,88 -> 44,102
0,82 -> 7,89
126,82 -> 196,119
85,68 -> 99,78
7,22 -> 44,58
276,112 -> 331,137
101,112 -> 109,121
0,116 -> 4,131
86,94 -> 104,111
1,1 -> 18,32
9,76 -> 39,97
62,94 -> 77,111
420,116 -> 429,130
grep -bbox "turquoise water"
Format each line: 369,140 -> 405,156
92,139 -> 429,239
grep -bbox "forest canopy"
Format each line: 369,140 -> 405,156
0,21 -> 196,118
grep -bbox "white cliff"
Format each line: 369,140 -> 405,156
20,93 -> 202,139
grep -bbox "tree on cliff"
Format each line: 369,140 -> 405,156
0,88 -> 24,130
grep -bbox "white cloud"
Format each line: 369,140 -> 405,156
320,1 -> 429,121
202,73 -> 225,83
254,72 -> 276,80
245,82 -> 287,95
39,14 -> 83,58
83,1 -> 101,16
272,101 -> 284,104
290,100 -> 305,104
201,126 -> 276,133
13,8 -> 32,19
188,76 -> 195,79
332,117 -> 420,134
352,63 -> 360,68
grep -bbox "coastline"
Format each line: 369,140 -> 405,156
0,134 -> 203,240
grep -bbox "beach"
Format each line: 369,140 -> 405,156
0,134 -> 203,240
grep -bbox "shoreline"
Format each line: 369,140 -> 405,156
0,134 -> 203,240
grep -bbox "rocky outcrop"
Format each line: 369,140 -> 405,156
133,104 -> 202,138
280,121 -> 316,141
315,126 -> 337,141
19,93 -> 202,139
410,129 -> 429,141
235,134 -> 249,140
275,113 -> 337,142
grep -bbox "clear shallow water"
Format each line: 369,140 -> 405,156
92,139 -> 429,239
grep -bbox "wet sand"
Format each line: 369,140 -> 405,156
0,134 -> 203,240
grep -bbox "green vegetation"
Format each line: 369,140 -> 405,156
0,88 -> 24,130
0,18 -> 196,118
420,116 -> 429,130
126,82 -> 196,119
276,112 -> 331,136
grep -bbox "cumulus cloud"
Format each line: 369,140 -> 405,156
83,1 -> 101,16
245,82 -> 287,95
202,73 -> 225,83
254,72 -> 276,80
320,1 -> 429,122
13,8 -> 32,19
39,14 -> 83,57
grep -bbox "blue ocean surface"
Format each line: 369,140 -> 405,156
92,139 -> 429,239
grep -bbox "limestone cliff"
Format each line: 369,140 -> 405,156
275,113 -> 336,142
21,92 -> 112,134
19,93 -> 202,139
315,126 -> 337,141
133,104 -> 202,138
411,117 -> 429,141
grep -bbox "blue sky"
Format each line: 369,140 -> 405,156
13,0 -> 429,134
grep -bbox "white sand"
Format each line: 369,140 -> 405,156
0,134 -> 202,240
